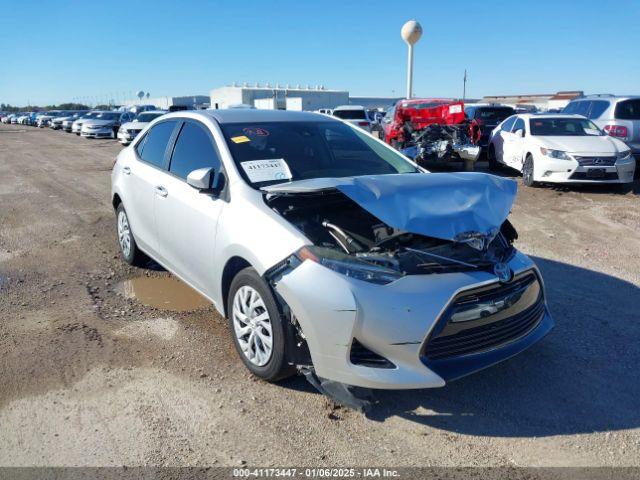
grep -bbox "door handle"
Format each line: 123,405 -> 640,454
155,186 -> 168,197
122,166 -> 131,175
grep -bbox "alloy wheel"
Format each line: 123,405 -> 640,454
117,210 -> 131,258
523,157 -> 534,186
232,286 -> 273,367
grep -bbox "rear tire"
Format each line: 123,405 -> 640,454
522,154 -> 538,187
227,267 -> 295,382
116,204 -> 146,266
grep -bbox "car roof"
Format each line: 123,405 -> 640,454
333,105 -> 365,111
136,110 -> 166,114
181,109 -> 335,124
517,113 -> 585,119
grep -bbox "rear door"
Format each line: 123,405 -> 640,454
125,119 -> 179,256
153,119 -> 225,294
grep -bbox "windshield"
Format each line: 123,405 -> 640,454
333,109 -> 366,120
475,107 -> 515,122
135,112 -> 164,123
530,118 -> 603,136
82,112 -> 100,119
95,112 -> 119,121
221,121 -> 418,187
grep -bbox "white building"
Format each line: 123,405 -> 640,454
210,84 -> 349,111
123,95 -> 210,110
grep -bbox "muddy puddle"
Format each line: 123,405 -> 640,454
115,276 -> 210,312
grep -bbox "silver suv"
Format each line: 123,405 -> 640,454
563,95 -> 640,171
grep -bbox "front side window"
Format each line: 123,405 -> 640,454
501,116 -> 517,132
529,118 -> 603,136
137,120 -> 177,168
221,121 -> 418,188
512,118 -> 525,133
169,122 -> 221,179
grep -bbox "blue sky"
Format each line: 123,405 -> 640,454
1,0 -> 639,106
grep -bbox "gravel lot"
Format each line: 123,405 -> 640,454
0,123 -> 639,468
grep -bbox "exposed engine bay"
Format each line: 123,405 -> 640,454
399,121 -> 481,169
267,190 -> 517,276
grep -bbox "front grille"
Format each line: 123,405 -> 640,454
574,156 -> 617,166
569,171 -> 618,180
422,273 -> 544,360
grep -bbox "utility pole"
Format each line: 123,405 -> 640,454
463,69 -> 467,102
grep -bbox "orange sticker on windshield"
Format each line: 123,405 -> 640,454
231,135 -> 251,144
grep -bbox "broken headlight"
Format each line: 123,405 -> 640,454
296,246 -> 403,285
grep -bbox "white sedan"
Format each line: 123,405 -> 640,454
117,110 -> 166,145
487,114 -> 635,186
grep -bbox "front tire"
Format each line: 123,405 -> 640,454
116,204 -> 145,266
522,154 -> 538,187
227,268 -> 294,382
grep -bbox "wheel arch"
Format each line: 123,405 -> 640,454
112,193 -> 122,210
221,256 -> 252,318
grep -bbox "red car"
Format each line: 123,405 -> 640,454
381,98 -> 467,147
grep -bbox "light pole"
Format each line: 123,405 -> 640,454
401,19 -> 422,99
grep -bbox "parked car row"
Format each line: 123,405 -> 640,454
1,108 -> 168,145
361,95 -> 638,185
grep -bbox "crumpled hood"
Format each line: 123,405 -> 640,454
264,172 -> 517,242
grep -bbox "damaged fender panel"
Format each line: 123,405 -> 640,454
275,259 -> 446,390
335,173 -> 517,243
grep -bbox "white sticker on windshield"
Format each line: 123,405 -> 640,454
241,159 -> 292,183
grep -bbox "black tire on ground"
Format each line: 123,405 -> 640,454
227,267 -> 295,382
487,145 -> 499,171
115,203 -> 146,266
522,154 -> 538,187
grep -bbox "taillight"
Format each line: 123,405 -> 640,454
358,121 -> 369,127
603,125 -> 628,138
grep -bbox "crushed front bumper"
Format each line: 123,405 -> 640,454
274,250 -> 553,390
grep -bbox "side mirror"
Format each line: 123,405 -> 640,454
514,129 -> 525,138
187,167 -> 216,191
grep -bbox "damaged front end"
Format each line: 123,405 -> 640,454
258,173 -> 547,404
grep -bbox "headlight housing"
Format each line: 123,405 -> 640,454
617,150 -> 632,161
540,147 -> 572,160
295,246 -> 403,285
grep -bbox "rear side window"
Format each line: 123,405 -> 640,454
589,100 -> 609,119
573,101 -> 591,117
501,116 -> 517,132
137,120 -> 177,168
615,99 -> 640,120
169,122 -> 221,179
333,109 -> 366,120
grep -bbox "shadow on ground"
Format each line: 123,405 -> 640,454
284,256 -> 640,437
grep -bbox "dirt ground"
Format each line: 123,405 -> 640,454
0,123 -> 639,468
